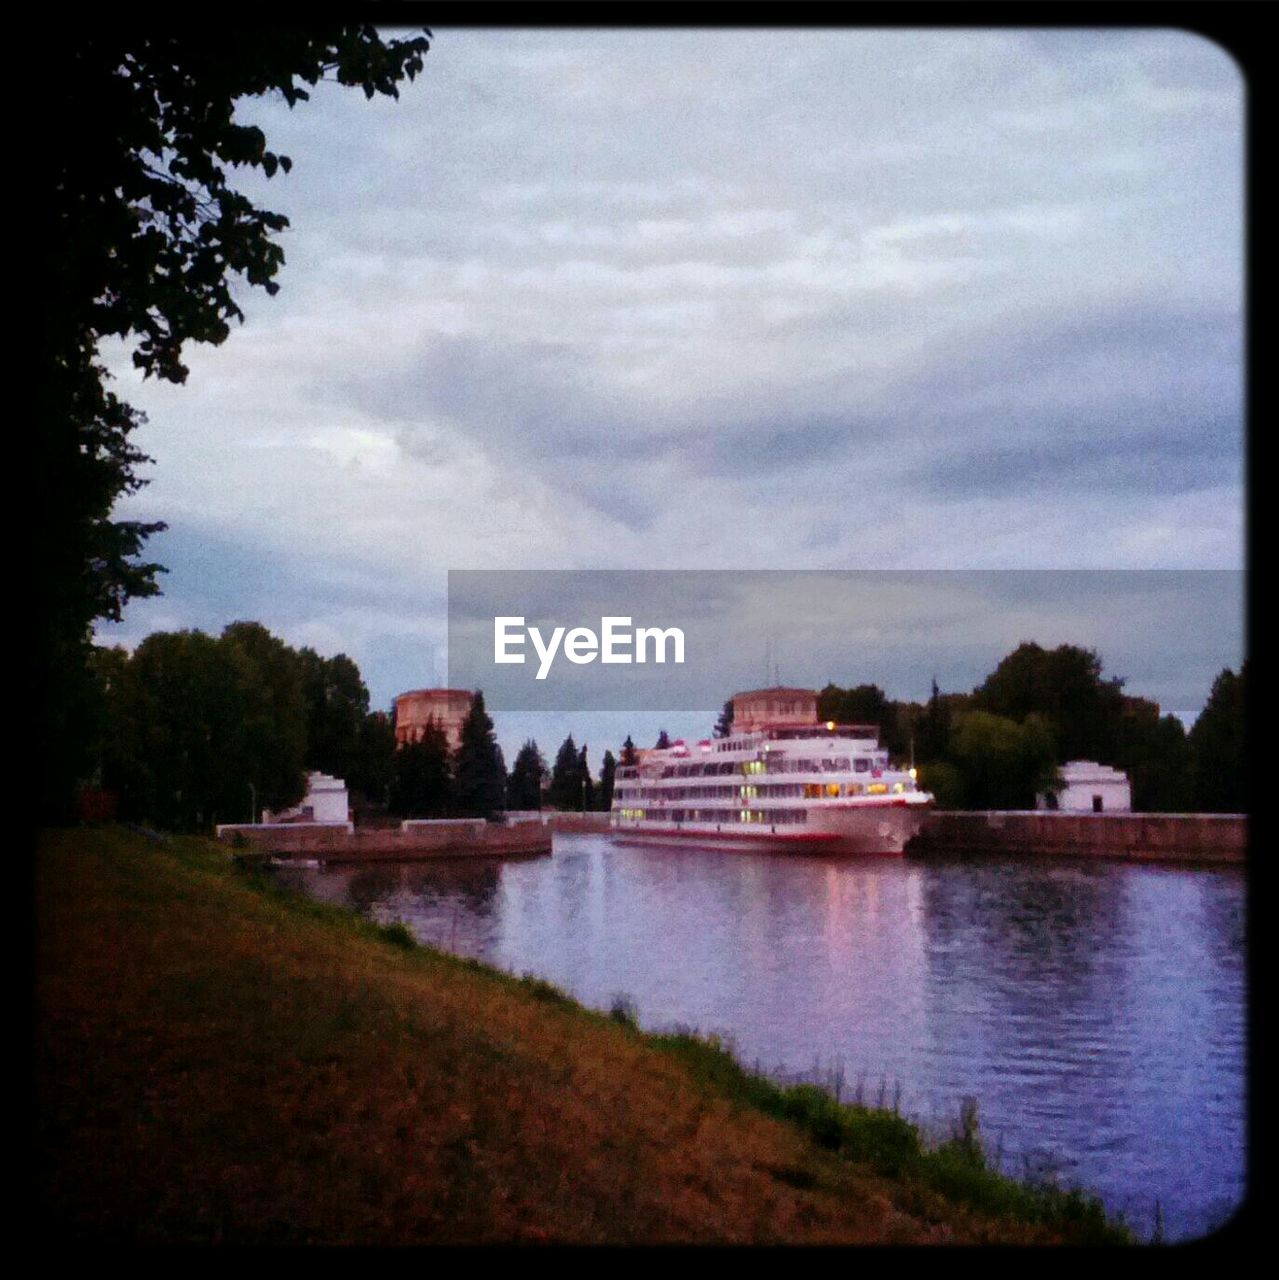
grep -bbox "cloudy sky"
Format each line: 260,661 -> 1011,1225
97,27 -> 1245,760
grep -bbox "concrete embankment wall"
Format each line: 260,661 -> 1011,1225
540,811 -> 612,833
908,811 -> 1246,864
215,820 -> 551,863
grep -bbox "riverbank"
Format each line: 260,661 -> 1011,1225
36,826 -> 1129,1244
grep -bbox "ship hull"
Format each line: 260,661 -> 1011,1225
610,801 -> 929,856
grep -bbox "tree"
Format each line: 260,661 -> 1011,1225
351,710 -> 397,807
389,718 -> 452,819
507,739 -> 547,811
548,736 -> 582,811
577,745 -> 596,812
972,643 -> 1126,764
713,700 -> 734,738
95,622 -> 308,829
1114,697 -> 1193,813
598,749 -> 618,811
620,735 -> 638,767
298,649 -> 370,784
916,677 -> 953,764
40,27 -> 432,820
817,682 -> 911,757
1188,664 -> 1247,813
220,621 -> 308,818
655,729 -> 671,750
453,691 -> 506,819
917,760 -> 966,810
949,710 -> 1059,810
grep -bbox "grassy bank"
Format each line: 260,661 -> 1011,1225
35,826 -> 1129,1244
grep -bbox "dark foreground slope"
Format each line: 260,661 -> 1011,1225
35,827 -> 1127,1244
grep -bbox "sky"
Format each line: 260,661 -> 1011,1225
95,27 -> 1246,766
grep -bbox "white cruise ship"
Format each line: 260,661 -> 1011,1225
609,687 -> 933,856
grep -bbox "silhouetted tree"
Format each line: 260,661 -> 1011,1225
577,745 -> 595,812
916,677 -> 953,763
390,718 -> 452,818
655,729 -> 671,750
1189,664 -> 1248,813
1114,697 -> 1194,812
453,691 -> 506,819
298,648 -> 369,784
96,623 -> 308,829
818,683 -> 910,756
620,735 -> 638,767
548,735 -> 582,811
972,642 -> 1126,764
507,739 -> 547,810
713,700 -> 734,738
220,621 -> 308,818
599,749 -> 618,811
351,710 -> 397,806
40,27 -> 431,820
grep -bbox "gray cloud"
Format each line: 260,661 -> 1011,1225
102,29 -> 1243,721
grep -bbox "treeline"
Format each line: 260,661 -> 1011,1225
87,620 -> 625,830
88,622 -> 397,830
395,731 -> 618,818
806,643 -> 1246,813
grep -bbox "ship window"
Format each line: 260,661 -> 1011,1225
854,759 -> 870,773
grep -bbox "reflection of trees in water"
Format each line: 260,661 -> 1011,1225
922,859 -> 1125,1002
403,861 -> 501,917
1198,871 -> 1245,965
346,866 -> 403,909
917,859 -> 1134,1160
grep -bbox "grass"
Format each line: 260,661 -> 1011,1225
35,825 -> 1131,1245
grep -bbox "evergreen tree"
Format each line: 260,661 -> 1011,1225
350,710 -> 397,807
453,691 -> 506,819
655,729 -> 671,750
548,735 -> 581,811
507,739 -> 547,810
578,745 -> 595,812
713,700 -> 734,738
1188,663 -> 1248,813
620,735 -> 638,767
389,718 -> 452,818
917,677 -> 952,763
599,749 -> 618,811
1114,697 -> 1194,812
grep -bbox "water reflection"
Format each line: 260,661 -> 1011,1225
276,836 -> 1244,1240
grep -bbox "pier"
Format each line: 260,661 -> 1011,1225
215,817 -> 552,863
908,810 -> 1245,864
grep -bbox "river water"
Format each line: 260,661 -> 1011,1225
276,834 -> 1246,1240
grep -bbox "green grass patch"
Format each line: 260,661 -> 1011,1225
646,1029 -> 1127,1242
